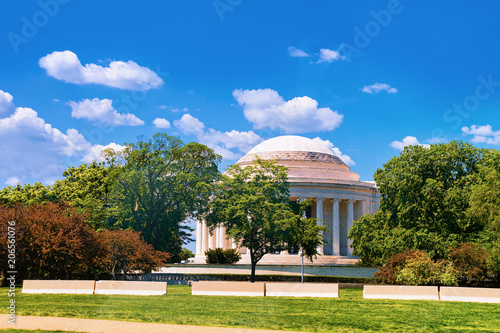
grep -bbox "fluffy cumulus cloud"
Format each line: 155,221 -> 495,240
39,50 -> 164,90
390,136 -> 430,151
288,46 -> 311,58
0,90 -> 14,115
0,91 -> 124,185
153,118 -> 171,129
174,114 -> 262,159
462,124 -> 500,145
68,98 -> 144,126
312,137 -> 355,166
317,48 -> 345,63
232,88 -> 343,134
362,82 -> 398,94
173,114 -> 205,136
81,143 -> 125,163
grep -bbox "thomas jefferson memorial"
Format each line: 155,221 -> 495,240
193,135 -> 380,265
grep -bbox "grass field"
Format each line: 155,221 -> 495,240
1,286 -> 500,332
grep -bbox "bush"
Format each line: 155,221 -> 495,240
97,229 -> 170,280
448,243 -> 489,286
205,248 -> 241,264
0,202 -> 99,285
376,250 -> 459,286
375,249 -> 422,284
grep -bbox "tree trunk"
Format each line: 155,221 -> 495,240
250,249 -> 256,283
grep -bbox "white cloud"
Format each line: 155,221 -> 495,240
288,46 -> 311,58
0,96 -> 124,185
174,114 -> 205,136
39,50 -> 164,90
462,124 -> 500,145
390,136 -> 430,151
317,48 -> 345,63
312,137 -> 355,166
81,143 -> 125,163
427,137 -> 448,144
68,98 -> 144,126
159,105 -> 167,110
182,107 -> 189,112
362,82 -> 398,94
232,88 -> 343,134
174,114 -> 263,160
153,118 -> 171,129
0,89 -> 14,115
5,177 -> 20,186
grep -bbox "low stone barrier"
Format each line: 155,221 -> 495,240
94,281 -> 167,295
363,285 -> 439,301
266,283 -> 339,297
440,287 -> 500,303
22,280 -> 95,294
192,281 -> 265,296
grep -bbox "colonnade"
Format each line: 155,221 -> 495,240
195,197 -> 378,257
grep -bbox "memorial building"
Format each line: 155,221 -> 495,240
192,135 -> 380,265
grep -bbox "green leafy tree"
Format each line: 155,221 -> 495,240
206,159 -> 325,282
0,182 -> 55,205
52,162 -> 121,229
104,133 -> 221,261
350,141 -> 486,266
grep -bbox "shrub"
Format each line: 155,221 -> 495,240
448,243 -> 489,286
97,229 -> 170,280
205,248 -> 241,264
0,202 -> 99,285
375,249 -> 423,284
376,249 -> 459,286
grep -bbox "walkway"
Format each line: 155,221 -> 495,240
1,315 -> 305,333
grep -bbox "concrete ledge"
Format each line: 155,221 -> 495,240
440,287 -> 500,303
94,281 -> 167,295
363,285 -> 439,301
266,283 -> 339,297
22,280 -> 95,294
192,281 -> 265,296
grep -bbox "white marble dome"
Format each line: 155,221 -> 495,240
237,135 -> 360,183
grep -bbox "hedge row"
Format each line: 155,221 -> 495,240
181,273 -> 376,284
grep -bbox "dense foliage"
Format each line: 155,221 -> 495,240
206,159 -> 326,282
97,229 -> 170,279
350,141 -> 496,266
0,203 -> 169,284
0,202 -> 100,284
104,133 -> 221,261
204,248 -> 241,264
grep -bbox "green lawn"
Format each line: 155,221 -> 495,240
1,286 -> 500,332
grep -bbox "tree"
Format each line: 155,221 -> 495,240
206,159 -> 325,282
51,162 -> 121,229
97,229 -> 170,279
350,141 -> 486,266
0,202 -> 99,285
0,182 -> 55,206
104,133 -> 221,261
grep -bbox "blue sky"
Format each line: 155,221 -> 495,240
1,1 -> 500,186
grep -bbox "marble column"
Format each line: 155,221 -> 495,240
208,228 -> 214,250
201,222 -> 208,253
218,226 -> 225,249
347,199 -> 355,257
196,220 -> 203,255
316,198 -> 324,255
332,198 -> 340,256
